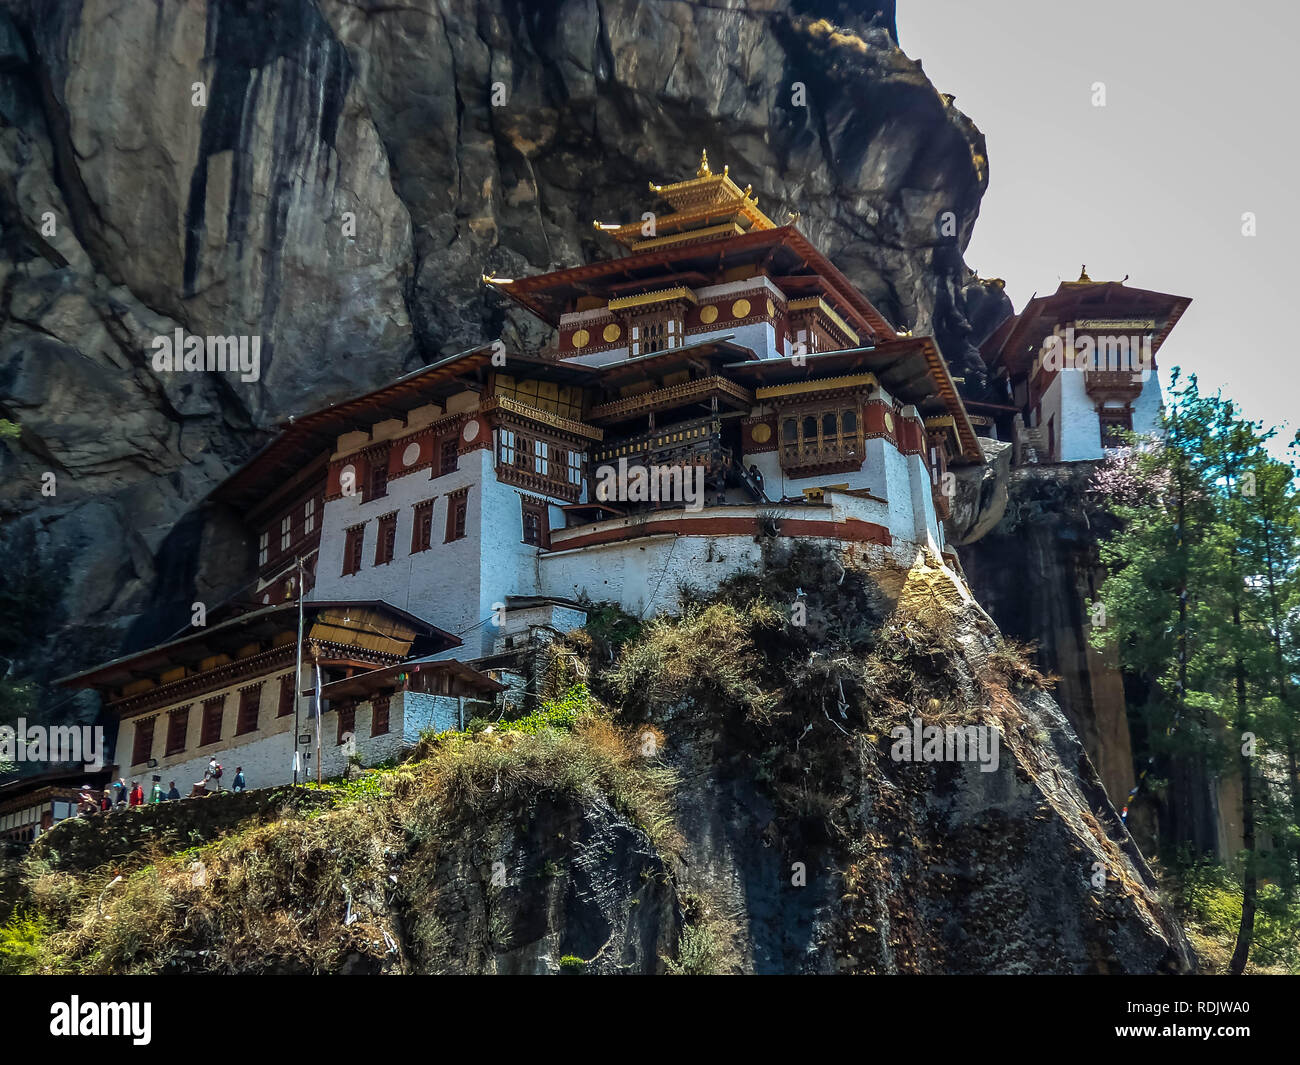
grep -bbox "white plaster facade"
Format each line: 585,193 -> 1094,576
116,681 -> 482,792
1032,368 -> 1163,462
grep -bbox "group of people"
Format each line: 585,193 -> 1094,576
77,778 -> 179,816
76,763 -> 248,817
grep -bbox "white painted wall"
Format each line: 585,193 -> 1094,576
115,689 -> 468,791
1052,369 -> 1163,462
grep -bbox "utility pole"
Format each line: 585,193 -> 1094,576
293,556 -> 304,785
314,650 -> 323,785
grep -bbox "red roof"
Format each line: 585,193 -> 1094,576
496,226 -> 898,342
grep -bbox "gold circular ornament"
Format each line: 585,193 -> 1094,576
732,298 -> 751,319
751,422 -> 772,444
572,328 -> 590,348
602,323 -> 621,343
766,299 -> 776,318
883,412 -> 895,433
700,304 -> 719,325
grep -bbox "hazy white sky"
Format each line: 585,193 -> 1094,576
897,1 -> 1298,455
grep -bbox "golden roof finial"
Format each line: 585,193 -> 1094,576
1078,264 -> 1092,283
697,149 -> 711,177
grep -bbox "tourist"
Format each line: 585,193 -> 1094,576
78,786 -> 97,817
115,778 -> 129,806
99,788 -> 112,813
231,766 -> 246,793
150,779 -> 164,804
129,780 -> 144,806
166,781 -> 180,800
204,756 -> 223,793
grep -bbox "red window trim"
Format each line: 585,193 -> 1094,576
337,704 -> 356,745
278,674 -> 296,717
343,523 -> 365,576
371,695 -> 390,737
375,511 -> 398,566
165,705 -> 190,756
236,684 -> 262,735
412,499 -> 436,553
445,488 -> 469,542
131,717 -> 155,766
200,696 -> 224,747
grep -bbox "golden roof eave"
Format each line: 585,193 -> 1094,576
755,373 -> 879,401
607,286 -> 698,312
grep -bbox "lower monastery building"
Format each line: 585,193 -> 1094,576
48,155 -> 1187,818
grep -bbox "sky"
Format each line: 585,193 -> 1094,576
896,1 -> 1299,457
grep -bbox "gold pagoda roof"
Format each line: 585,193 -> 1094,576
597,150 -> 777,250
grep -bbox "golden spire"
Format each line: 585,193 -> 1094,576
696,149 -> 711,177
1077,264 -> 1092,283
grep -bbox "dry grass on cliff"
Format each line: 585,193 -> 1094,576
1,705 -> 679,975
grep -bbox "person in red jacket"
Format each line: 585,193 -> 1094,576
129,780 -> 144,806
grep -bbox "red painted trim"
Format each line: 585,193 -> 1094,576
551,513 -> 892,551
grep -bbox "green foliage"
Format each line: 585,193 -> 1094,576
664,923 -> 721,975
496,685 -> 592,735
0,909 -> 51,974
558,953 -> 586,973
1091,371 -> 1300,970
1175,858 -> 1300,973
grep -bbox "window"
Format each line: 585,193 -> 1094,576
412,499 -> 435,553
337,704 -> 356,745
566,449 -> 583,487
632,315 -> 669,356
280,514 -> 292,552
201,696 -> 224,746
1099,409 -> 1132,448
257,531 -> 268,567
445,490 -> 468,542
375,512 -> 397,565
778,407 -> 862,471
440,438 -> 459,476
499,428 -> 516,467
372,695 -> 390,737
278,674 -> 296,717
522,498 -> 549,547
166,706 -> 189,755
303,497 -> 315,535
236,684 -> 262,735
369,450 -> 389,500
342,524 -> 365,576
534,439 -> 549,477
131,717 -> 155,766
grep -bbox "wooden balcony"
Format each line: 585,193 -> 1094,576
1083,369 -> 1145,402
588,376 -> 753,422
495,464 -> 583,503
778,437 -> 863,476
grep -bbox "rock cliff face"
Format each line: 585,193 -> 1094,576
959,465 -> 1241,862
5,547 -> 1193,974
0,0 -> 1010,716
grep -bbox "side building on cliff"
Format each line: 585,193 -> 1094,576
58,154 -> 983,801
976,268 -> 1190,464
